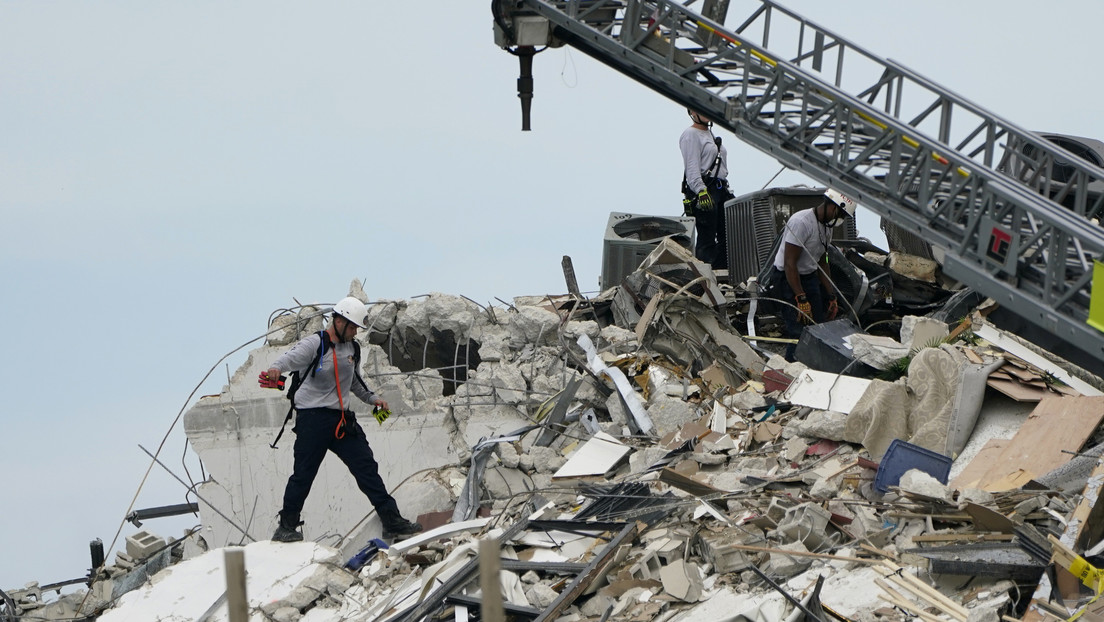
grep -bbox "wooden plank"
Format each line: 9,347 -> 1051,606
912,533 -> 1014,543
977,396 -> 1104,491
950,439 -> 1009,491
986,378 -> 1046,402
224,549 -> 248,622
478,540 -> 505,622
963,348 -> 985,364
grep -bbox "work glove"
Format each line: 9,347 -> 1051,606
826,295 -> 839,321
373,406 -> 391,425
695,188 -> 714,211
258,371 -> 286,390
795,294 -> 814,325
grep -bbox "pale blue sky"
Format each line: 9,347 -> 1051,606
2,0 -> 1101,591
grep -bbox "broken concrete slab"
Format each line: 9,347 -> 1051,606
782,369 -> 870,414
98,541 -> 340,622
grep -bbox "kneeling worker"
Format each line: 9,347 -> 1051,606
259,296 -> 422,542
771,189 -> 857,360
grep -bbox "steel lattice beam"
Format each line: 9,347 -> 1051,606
499,0 -> 1104,362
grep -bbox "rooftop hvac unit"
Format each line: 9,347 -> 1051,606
600,212 -> 695,291
725,187 -> 860,286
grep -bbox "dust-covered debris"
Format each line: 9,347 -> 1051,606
10,242 -> 1104,621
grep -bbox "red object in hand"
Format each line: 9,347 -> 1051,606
258,372 -> 286,390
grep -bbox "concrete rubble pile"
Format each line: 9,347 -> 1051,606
8,241 -> 1104,622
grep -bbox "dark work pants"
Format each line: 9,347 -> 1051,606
689,181 -> 731,270
772,267 -> 828,361
279,408 -> 400,525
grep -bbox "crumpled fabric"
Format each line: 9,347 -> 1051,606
843,345 -> 1002,461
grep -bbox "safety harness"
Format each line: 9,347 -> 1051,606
270,330 -> 371,448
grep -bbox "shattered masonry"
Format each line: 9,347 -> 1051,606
7,239 -> 1104,622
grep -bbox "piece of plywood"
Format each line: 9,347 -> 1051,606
986,378 -> 1046,402
951,439 -> 1010,491
976,396 -> 1104,491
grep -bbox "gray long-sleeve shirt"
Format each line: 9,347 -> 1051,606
272,333 -> 376,411
680,125 -> 728,194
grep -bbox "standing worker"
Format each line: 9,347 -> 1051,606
680,109 -> 732,270
771,189 -> 857,360
259,296 -> 422,542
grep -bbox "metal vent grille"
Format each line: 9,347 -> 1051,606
725,187 -> 859,286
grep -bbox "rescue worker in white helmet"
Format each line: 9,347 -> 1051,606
259,296 -> 422,542
770,189 -> 857,360
680,109 -> 733,269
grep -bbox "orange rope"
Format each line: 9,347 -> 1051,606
332,348 -> 346,439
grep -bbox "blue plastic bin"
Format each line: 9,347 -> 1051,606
874,439 -> 952,493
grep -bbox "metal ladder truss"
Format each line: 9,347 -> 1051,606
500,0 -> 1104,362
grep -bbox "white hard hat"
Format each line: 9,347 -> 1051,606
824,189 -> 857,218
332,297 -> 368,328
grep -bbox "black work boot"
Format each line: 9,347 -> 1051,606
381,512 -> 422,540
272,514 -> 304,543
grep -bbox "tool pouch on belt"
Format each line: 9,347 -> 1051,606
681,178 -> 697,216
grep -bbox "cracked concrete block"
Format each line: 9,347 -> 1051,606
580,593 -> 616,617
510,305 -> 561,346
483,362 -> 529,405
363,299 -> 401,341
563,320 -> 600,342
599,325 -> 640,354
889,252 -> 939,283
483,466 -> 533,501
476,330 -> 511,363
724,390 -> 767,412
125,530 -> 166,560
1014,495 -> 1046,516
786,409 -> 849,441
901,316 -> 949,351
396,293 -> 479,340
659,559 -> 703,602
782,437 -> 808,462
708,471 -> 744,492
809,477 -> 840,499
270,606 -> 301,622
628,446 -> 672,475
697,531 -> 757,573
899,469 -> 951,502
604,391 -> 629,427
647,394 -> 697,438
957,488 -> 994,507
646,536 -> 687,566
266,308 -> 326,346
777,503 -> 832,548
529,446 -> 567,474
496,442 -> 520,469
624,550 -> 662,581
966,605 -> 1001,622
850,334 -> 909,371
526,583 -> 560,608
362,344 -> 444,408
522,349 -> 572,387
767,541 -> 813,578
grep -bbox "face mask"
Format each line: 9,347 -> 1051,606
825,216 -> 847,228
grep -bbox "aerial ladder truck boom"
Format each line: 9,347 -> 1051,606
493,0 -> 1104,366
